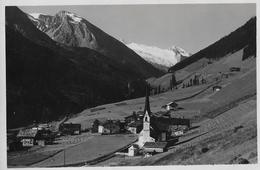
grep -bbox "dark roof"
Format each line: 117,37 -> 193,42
151,121 -> 169,132
162,102 -> 178,108
143,142 -> 167,149
213,85 -> 222,89
168,102 -> 178,107
62,123 -> 81,128
131,144 -> 139,148
100,120 -> 120,127
17,129 -> 38,138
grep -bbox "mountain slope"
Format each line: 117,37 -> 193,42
147,17 -> 256,91
27,11 -> 163,78
6,7 -> 161,128
169,17 -> 256,73
126,43 -> 190,71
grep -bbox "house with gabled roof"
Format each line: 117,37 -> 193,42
17,129 -> 39,147
162,101 -> 178,111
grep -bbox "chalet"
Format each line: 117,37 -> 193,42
229,67 -> 241,72
59,123 -> 81,135
161,101 -> 178,111
17,129 -> 38,147
213,85 -> 222,92
143,142 -> 168,153
150,116 -> 190,141
16,128 -> 49,147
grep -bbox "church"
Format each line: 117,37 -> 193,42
136,86 -> 155,147
135,84 -> 169,153
132,83 -> 190,154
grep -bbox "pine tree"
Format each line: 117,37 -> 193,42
171,73 -> 177,89
170,79 -> 173,90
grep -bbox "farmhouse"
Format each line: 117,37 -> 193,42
143,142 -> 168,153
16,128 -> 48,147
151,116 -> 190,140
161,101 -> 178,111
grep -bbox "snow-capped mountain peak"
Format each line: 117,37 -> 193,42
27,10 -> 99,49
56,11 -> 82,23
170,46 -> 191,57
127,43 -> 191,70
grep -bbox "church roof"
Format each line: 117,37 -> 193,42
143,83 -> 151,115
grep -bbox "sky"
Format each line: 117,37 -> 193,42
19,4 -> 256,54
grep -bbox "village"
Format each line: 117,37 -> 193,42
4,4 -> 257,168
7,47 -> 258,166
7,64 -> 247,167
7,82 -> 192,161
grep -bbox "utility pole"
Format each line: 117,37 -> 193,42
63,147 -> 66,166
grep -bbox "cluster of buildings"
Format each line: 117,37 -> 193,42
8,121 -> 82,151
8,83 -> 191,159
7,123 -> 55,151
92,84 -> 191,157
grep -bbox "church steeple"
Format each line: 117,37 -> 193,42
144,83 -> 151,115
137,82 -> 155,148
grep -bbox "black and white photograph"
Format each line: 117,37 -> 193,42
1,0 -> 258,169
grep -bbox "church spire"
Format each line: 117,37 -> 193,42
144,83 -> 151,115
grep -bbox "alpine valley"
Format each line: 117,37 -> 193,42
6,7 -> 164,128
